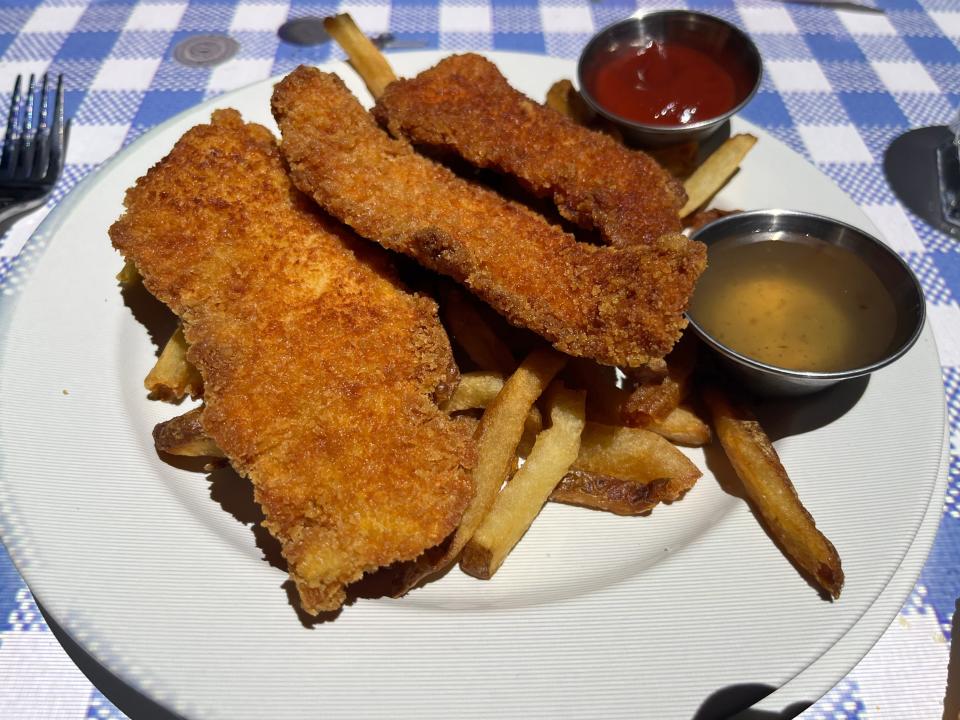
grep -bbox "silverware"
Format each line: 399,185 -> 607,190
772,0 -> 885,15
939,107 -> 960,228
275,20 -> 429,50
370,32 -> 428,50
0,73 -> 68,230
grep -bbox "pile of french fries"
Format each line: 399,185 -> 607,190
129,14 -> 844,600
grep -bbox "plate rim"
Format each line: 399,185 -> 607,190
0,49 -> 950,719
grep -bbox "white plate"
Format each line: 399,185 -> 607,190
0,52 -> 949,719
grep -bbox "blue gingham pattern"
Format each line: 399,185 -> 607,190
1,0 -> 958,717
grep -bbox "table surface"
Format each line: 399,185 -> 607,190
0,0 -> 957,718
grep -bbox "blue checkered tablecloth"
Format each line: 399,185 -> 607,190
0,0 -> 958,717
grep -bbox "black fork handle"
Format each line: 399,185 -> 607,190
0,196 -> 45,229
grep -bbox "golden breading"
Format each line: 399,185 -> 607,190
271,66 -> 706,367
110,109 -> 475,614
374,53 -> 686,247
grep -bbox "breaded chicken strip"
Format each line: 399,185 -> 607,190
272,67 -> 706,367
110,110 -> 474,614
374,53 -> 686,248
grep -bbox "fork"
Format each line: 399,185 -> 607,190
369,32 -> 428,50
770,0 -> 884,13
0,73 -> 67,230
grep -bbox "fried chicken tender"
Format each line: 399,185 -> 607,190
374,53 -> 686,247
110,109 -> 474,614
271,66 -> 706,367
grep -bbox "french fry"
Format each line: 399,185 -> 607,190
116,259 -> 141,286
647,141 -> 699,180
461,382 -> 586,579
621,333 -> 698,425
402,348 -> 567,589
551,471 -> 673,516
440,285 -> 517,375
562,421 -> 700,504
566,358 -> 628,425
153,406 -> 224,457
680,134 -> 757,218
702,386 -> 843,598
623,376 -> 682,424
569,335 -> 692,430
442,371 -> 701,508
646,406 -> 711,447
564,358 -> 710,446
442,371 -> 542,436
683,207 -> 738,232
145,325 -> 203,402
324,13 -> 397,99
441,371 -> 504,412
545,78 -> 623,141
545,79 -> 594,126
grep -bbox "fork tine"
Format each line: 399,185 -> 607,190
22,74 -> 35,135
36,73 -> 49,132
44,74 -> 65,181
1,75 -> 23,176
18,74 -> 36,178
30,74 -> 50,181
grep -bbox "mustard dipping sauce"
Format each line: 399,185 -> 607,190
688,234 -> 898,373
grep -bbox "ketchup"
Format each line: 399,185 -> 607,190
587,41 -> 745,126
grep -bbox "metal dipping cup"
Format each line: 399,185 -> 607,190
577,12 -> 762,147
686,210 -> 926,397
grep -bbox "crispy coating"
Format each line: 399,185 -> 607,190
374,53 -> 686,247
271,67 -> 706,367
110,110 -> 474,614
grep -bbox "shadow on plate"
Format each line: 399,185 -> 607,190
39,604 -> 185,720
282,559 -> 422,628
694,346 -> 869,443
694,119 -> 732,163
203,462 -> 408,627
751,374 -> 869,442
205,463 -> 287,572
693,683 -> 810,719
203,464 -> 330,627
121,279 -> 179,358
